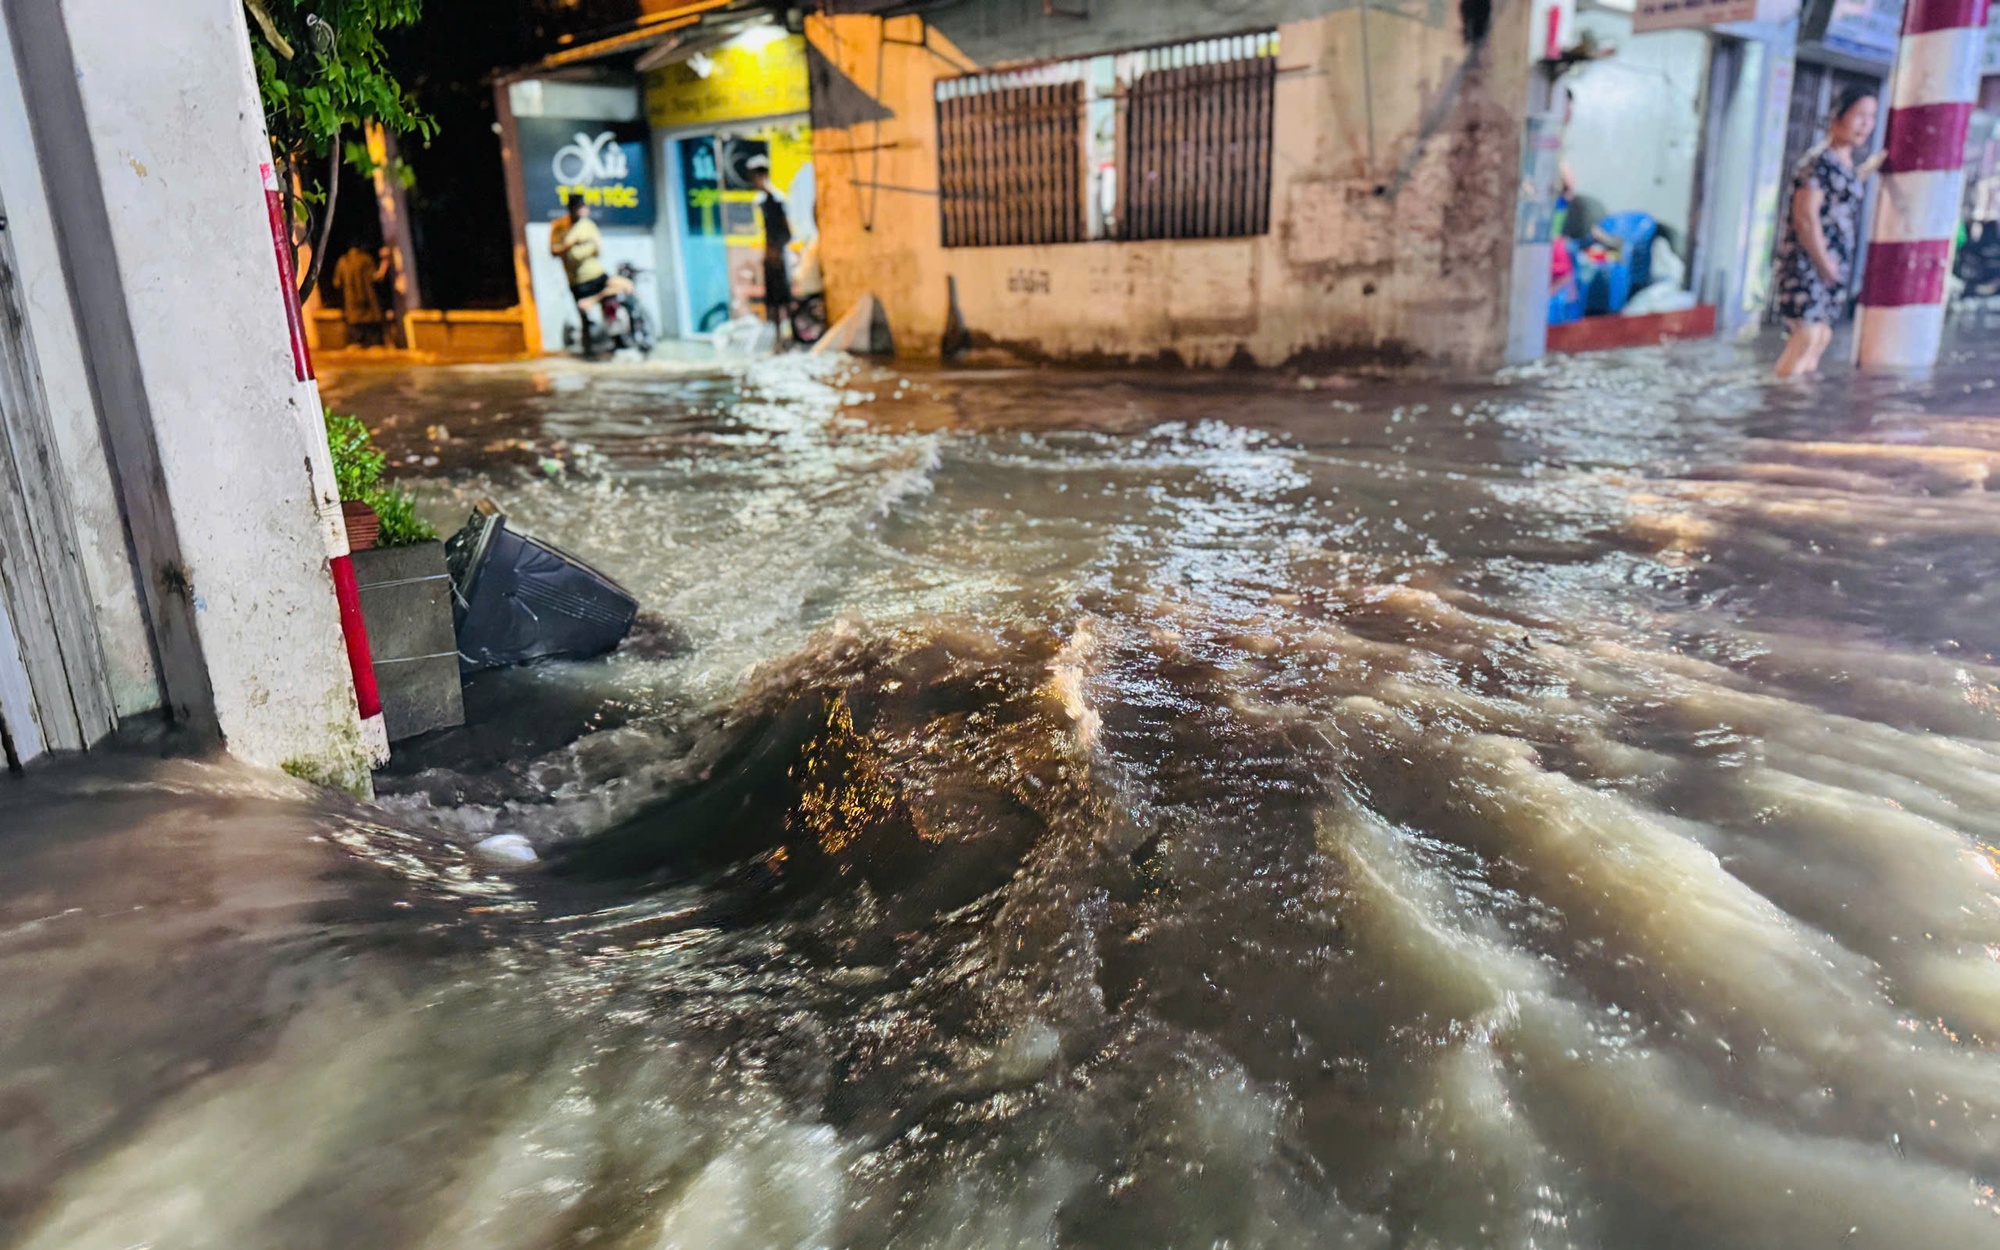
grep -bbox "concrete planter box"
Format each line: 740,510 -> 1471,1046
312,308 -> 349,349
351,541 -> 464,743
406,309 -> 530,358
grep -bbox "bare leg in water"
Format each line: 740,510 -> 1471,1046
1774,321 -> 1833,378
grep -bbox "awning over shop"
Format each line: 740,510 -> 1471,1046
515,0 -> 771,76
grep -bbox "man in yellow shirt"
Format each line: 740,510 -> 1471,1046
549,194 -> 630,319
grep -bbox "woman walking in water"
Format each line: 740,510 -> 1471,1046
1774,86 -> 1884,378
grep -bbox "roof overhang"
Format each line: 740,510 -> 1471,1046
499,0 -> 768,82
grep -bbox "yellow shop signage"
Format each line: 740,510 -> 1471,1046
646,32 -> 810,127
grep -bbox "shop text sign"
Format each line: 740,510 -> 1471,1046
646,33 -> 810,127
1633,0 -> 1756,32
518,117 -> 655,227
1824,0 -> 1904,61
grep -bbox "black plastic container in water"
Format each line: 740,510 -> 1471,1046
446,501 -> 639,672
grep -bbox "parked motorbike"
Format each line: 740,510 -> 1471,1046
564,262 -> 656,358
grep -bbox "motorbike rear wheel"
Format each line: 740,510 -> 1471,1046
629,302 -> 656,354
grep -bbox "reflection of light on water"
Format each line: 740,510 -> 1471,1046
1958,669 -> 2000,716
790,695 -> 899,857
328,818 -> 525,905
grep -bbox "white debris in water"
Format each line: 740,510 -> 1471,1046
472,834 -> 538,868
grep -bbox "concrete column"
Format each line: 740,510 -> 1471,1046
5,0 -> 374,786
1854,0 -> 1992,368
1506,111 -> 1560,365
494,79 -> 545,354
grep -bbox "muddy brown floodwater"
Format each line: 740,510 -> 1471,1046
6,336 -> 2000,1249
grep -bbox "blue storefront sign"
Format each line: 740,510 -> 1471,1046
1821,0 -> 1903,62
518,117 -> 655,227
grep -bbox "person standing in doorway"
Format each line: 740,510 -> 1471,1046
1774,87 -> 1884,378
747,155 -> 793,336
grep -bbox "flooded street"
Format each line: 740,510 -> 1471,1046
7,336 -> 2000,1248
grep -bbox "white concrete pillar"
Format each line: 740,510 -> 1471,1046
1854,0 -> 1992,368
5,0 -> 373,785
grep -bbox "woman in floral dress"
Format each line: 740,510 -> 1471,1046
1774,86 -> 1884,378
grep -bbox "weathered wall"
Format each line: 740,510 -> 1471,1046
807,0 -> 1531,371
26,0 -> 369,779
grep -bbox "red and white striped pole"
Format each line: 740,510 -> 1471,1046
1854,0 -> 1992,368
261,161 -> 390,766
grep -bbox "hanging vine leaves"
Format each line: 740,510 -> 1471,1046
245,0 -> 435,298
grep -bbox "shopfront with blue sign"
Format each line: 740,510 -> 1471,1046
516,117 -> 657,228
502,76 -> 669,354
499,26 -> 816,351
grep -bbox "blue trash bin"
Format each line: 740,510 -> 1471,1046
1596,211 -> 1659,290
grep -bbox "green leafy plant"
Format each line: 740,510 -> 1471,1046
245,0 -> 435,298
324,407 -> 437,547
324,409 -> 385,501
368,487 -> 436,548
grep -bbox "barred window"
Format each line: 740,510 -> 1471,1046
937,71 -> 1085,248
935,33 -> 1278,249
1120,35 -> 1278,241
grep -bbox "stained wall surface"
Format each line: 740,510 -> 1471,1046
807,0 -> 1532,370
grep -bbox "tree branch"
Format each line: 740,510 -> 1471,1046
298,127 -> 341,302
243,0 -> 294,58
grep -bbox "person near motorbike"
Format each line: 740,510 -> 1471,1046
550,194 -> 632,336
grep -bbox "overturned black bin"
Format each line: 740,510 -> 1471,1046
447,500 -> 639,671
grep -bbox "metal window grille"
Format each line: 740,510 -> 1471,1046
1121,34 -> 1278,242
937,68 -> 1085,248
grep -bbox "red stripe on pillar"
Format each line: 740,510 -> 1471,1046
1902,0 -> 1989,34
1861,238 -> 1953,306
261,175 -> 315,383
329,555 -> 383,720
1885,102 -> 1977,172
